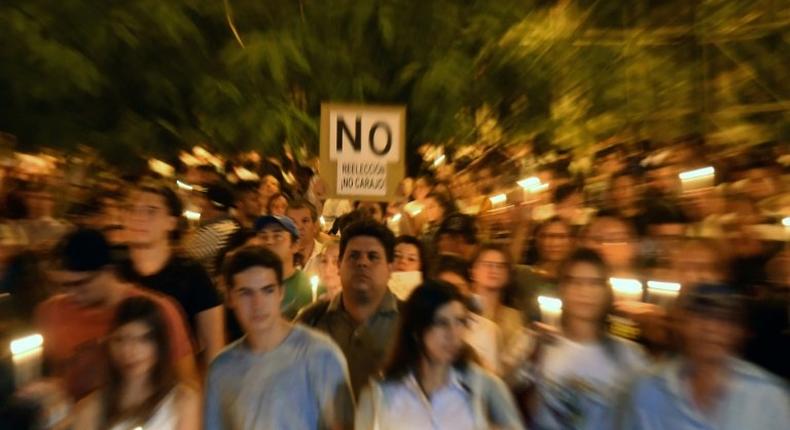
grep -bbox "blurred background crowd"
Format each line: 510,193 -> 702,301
0,133 -> 787,428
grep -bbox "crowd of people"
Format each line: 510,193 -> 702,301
0,135 -> 788,429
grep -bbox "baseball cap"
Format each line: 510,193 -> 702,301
254,215 -> 300,240
678,283 -> 745,320
437,213 -> 478,244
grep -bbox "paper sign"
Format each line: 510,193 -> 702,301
320,103 -> 406,201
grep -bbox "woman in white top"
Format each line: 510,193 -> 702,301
355,280 -> 525,430
522,248 -> 647,430
72,296 -> 199,430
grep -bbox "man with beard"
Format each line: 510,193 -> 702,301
296,220 -> 399,396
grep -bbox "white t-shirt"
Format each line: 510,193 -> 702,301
534,335 -> 647,429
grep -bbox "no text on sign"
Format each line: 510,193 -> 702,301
320,103 -> 405,200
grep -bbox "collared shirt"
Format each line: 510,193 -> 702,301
622,357 -> 790,430
375,370 -> 476,430
355,363 -> 526,430
203,324 -> 355,430
297,290 -> 400,396
300,239 -> 323,278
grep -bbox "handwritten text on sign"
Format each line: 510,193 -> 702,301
329,108 -> 401,196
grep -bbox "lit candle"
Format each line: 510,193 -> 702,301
609,278 -> 643,302
183,210 -> 201,222
537,296 -> 563,327
679,166 -> 715,191
646,280 -> 682,306
10,334 -> 43,388
310,276 -> 319,302
489,193 -> 507,206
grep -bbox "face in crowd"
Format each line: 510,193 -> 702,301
356,202 -> 385,223
259,175 -> 280,201
536,220 -> 574,264
109,316 -> 161,382
319,243 -> 341,298
471,248 -> 510,291
229,265 -> 283,334
268,195 -> 288,217
124,189 -> 178,248
287,206 -> 317,251
583,217 -> 637,273
560,259 -> 612,324
255,224 -> 298,270
393,241 -> 421,272
678,308 -> 743,366
339,235 -> 392,304
422,300 -> 468,366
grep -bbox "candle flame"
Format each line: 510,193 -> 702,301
10,334 -> 43,355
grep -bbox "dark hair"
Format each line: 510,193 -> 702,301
584,210 -> 636,239
266,192 -> 288,214
425,191 -> 456,221
553,183 -> 581,205
287,198 -> 318,222
558,248 -> 612,332
235,180 -> 261,195
223,245 -> 284,288
104,297 -> 175,427
394,235 -> 427,275
525,216 -> 574,265
353,201 -> 388,219
339,220 -> 396,263
133,184 -> 184,242
382,280 -> 474,381
433,254 -> 470,283
53,228 -> 113,272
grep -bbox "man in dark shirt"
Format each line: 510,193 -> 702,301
297,220 -> 400,396
122,183 -> 225,364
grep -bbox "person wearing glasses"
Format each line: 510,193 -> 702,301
470,244 -> 528,377
35,228 -> 196,401
517,248 -> 647,430
354,280 -> 525,430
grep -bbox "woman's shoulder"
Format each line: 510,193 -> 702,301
70,391 -> 104,430
172,382 -> 200,407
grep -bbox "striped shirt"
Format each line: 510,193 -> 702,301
186,217 -> 240,275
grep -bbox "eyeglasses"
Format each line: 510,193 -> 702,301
477,261 -> 509,270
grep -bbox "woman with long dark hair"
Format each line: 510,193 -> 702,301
72,297 -> 199,429
355,280 -> 524,430
520,248 -> 646,429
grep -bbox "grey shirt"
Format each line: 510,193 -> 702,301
203,324 -> 355,430
297,290 -> 401,396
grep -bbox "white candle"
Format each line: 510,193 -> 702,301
609,278 -> 643,302
646,280 -> 682,306
10,334 -> 43,388
537,296 -> 563,327
310,276 -> 319,302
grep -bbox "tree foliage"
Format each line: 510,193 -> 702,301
0,0 -> 786,164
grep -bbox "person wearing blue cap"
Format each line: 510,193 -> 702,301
253,215 -> 312,319
620,283 -> 789,429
